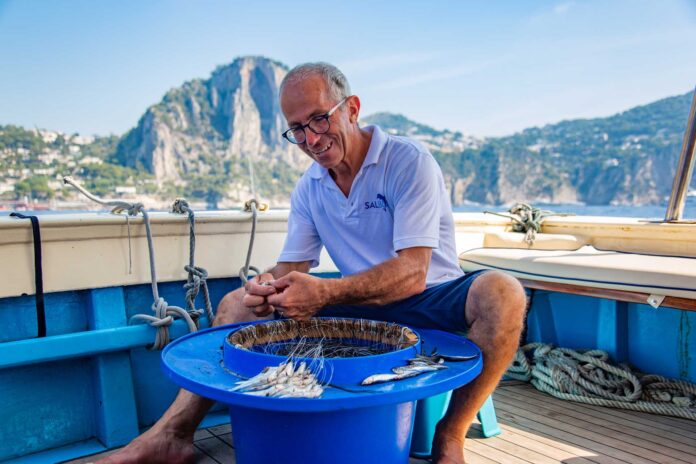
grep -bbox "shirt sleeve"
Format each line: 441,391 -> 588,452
277,182 -> 323,268
389,151 -> 442,251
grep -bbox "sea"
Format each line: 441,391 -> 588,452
452,196 -> 696,220
2,196 -> 696,220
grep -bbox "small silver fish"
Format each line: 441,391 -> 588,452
232,360 -> 324,398
392,364 -> 443,376
361,373 -> 404,385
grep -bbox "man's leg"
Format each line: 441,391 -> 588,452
432,271 -> 526,464
99,287 -> 269,464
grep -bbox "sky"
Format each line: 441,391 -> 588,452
1,0 -> 695,138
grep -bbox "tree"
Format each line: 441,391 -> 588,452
14,176 -> 54,200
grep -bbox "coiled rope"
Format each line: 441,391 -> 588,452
171,198 -> 214,325
485,203 -> 573,245
63,177 -> 198,349
506,343 -> 696,420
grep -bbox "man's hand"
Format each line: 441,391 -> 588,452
242,273 -> 277,317
267,271 -> 329,321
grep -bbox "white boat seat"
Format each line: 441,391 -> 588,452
459,245 -> 696,310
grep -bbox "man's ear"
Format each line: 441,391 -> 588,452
347,95 -> 361,124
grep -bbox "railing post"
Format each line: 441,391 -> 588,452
88,287 -> 140,448
665,88 -> 696,221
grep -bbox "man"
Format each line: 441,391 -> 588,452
103,62 -> 526,464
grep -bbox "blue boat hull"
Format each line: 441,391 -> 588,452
0,276 -> 693,462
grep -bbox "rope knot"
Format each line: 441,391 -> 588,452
244,198 -> 269,212
484,203 -> 573,245
184,266 -> 208,302
112,202 -> 144,216
151,297 -> 169,318
185,264 -> 208,280
172,198 -> 191,215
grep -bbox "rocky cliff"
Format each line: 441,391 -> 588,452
113,56 -> 308,203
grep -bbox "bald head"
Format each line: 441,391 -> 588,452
280,62 -> 351,104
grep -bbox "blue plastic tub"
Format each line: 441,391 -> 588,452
161,320 -> 483,464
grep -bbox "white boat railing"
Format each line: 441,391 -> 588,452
665,86 -> 696,221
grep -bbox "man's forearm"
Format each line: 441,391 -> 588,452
323,249 -> 430,306
266,261 -> 311,280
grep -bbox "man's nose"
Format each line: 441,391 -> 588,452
304,130 -> 321,146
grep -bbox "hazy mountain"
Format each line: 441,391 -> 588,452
2,55 -> 693,208
435,91 -> 694,206
362,112 -> 482,154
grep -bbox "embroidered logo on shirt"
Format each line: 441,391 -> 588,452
364,194 -> 389,211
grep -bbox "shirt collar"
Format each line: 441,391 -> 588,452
308,125 -> 387,179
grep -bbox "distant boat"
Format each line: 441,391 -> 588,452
687,189 -> 696,197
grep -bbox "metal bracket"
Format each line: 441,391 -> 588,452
243,198 -> 269,212
647,294 -> 666,309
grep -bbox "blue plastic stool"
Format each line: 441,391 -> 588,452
410,392 -> 501,458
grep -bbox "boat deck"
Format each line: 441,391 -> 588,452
65,380 -> 696,464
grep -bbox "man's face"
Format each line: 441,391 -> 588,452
280,75 -> 351,170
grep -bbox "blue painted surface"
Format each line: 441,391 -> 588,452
0,291 -> 88,342
0,277 -> 240,463
88,288 -> 139,448
628,303 -> 696,381
526,291 -> 696,382
162,323 -> 483,411
0,360 -> 96,461
162,322 -> 482,464
230,402 -> 417,464
0,273 -> 694,462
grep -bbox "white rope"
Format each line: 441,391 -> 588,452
507,343 -> 696,420
239,198 -> 266,284
171,198 -> 214,325
63,177 -> 199,349
484,203 -> 574,245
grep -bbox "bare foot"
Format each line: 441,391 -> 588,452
431,427 -> 466,464
95,425 -> 195,464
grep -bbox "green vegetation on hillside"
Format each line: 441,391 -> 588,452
2,85 -> 693,207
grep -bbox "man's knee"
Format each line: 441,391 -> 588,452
214,287 -> 247,325
465,270 -> 526,328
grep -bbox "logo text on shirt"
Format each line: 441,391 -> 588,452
364,194 -> 389,211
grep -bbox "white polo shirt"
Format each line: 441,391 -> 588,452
278,125 -> 463,287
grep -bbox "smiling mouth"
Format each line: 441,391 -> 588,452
309,142 -> 332,156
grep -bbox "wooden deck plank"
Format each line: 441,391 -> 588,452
194,436 -> 235,463
465,439 -> 536,463
495,387 -> 696,462
194,428 -> 214,440
506,385 -> 696,452
192,444 -> 222,464
494,392 -> 687,464
493,397 -> 660,463
218,432 -> 234,448
62,383 -> 696,464
490,411 -> 636,464
462,449 -> 503,464
471,421 -> 607,463
465,433 -> 565,464
207,423 -> 232,436
469,423 -> 596,464
507,383 -> 696,439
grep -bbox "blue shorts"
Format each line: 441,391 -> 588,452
316,270 -> 487,333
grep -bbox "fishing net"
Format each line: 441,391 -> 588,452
228,318 -> 418,359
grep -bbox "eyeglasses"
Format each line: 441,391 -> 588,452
282,97 -> 349,144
